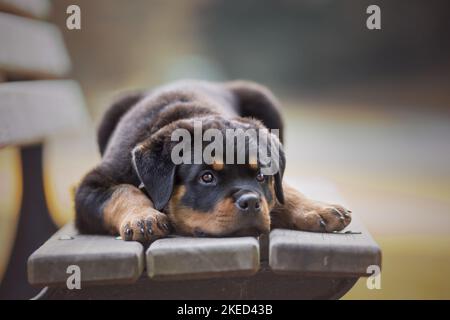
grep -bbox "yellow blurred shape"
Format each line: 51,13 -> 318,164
0,147 -> 22,283
43,130 -> 99,227
343,235 -> 450,299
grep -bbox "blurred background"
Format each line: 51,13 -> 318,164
1,0 -> 450,299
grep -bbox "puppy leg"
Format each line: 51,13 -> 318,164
271,183 -> 352,232
75,166 -> 170,242
102,184 -> 171,242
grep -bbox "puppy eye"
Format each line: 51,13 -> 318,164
200,172 -> 215,184
256,172 -> 265,182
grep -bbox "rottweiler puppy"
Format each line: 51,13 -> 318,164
75,80 -> 351,242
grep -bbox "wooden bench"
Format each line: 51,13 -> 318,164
0,1 -> 89,299
27,179 -> 381,300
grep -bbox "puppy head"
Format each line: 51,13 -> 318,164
132,116 -> 285,237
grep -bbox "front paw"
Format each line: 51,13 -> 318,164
119,209 -> 171,242
294,204 -> 352,232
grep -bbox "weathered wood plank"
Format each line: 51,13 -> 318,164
28,223 -> 144,287
0,80 -> 89,146
147,236 -> 260,280
269,224 -> 381,276
0,12 -> 70,78
0,0 -> 50,19
38,272 -> 358,300
269,178 -> 381,276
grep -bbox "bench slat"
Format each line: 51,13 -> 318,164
0,0 -> 50,19
269,223 -> 381,276
0,80 -> 89,145
147,237 -> 260,280
28,223 -> 144,286
269,178 -> 381,276
0,12 -> 70,78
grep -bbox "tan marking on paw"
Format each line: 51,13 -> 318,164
103,184 -> 171,242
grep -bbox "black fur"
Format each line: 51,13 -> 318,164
75,80 -> 285,234
97,91 -> 144,155
74,166 -> 117,234
132,137 -> 177,211
227,81 -> 284,143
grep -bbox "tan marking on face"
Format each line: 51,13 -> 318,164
103,184 -> 154,233
168,197 -> 238,236
212,159 -> 224,171
269,178 -> 276,208
248,156 -> 258,170
168,191 -> 271,236
170,185 -> 186,207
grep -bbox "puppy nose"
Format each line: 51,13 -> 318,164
235,193 -> 261,213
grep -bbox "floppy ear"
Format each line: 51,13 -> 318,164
226,80 -> 284,143
274,145 -> 286,204
132,139 -> 176,211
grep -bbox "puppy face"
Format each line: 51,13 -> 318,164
168,163 -> 276,237
132,116 -> 285,237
